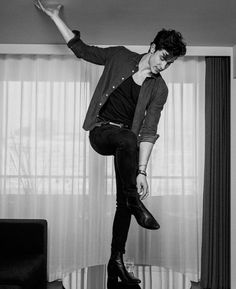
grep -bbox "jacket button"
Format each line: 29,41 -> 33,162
112,86 -> 115,89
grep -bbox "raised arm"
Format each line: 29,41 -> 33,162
34,0 -> 122,65
34,0 -> 74,43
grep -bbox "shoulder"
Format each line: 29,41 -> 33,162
106,46 -> 142,70
108,45 -> 139,59
154,74 -> 169,96
146,74 -> 168,106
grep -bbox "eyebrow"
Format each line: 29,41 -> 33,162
167,59 -> 175,64
162,53 -> 176,63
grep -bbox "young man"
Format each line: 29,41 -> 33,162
34,0 -> 186,285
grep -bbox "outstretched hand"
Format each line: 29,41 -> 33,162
34,0 -> 63,18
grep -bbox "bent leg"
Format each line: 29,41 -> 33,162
89,125 -> 139,197
89,125 -> 138,251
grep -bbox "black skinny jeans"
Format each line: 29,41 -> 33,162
89,124 -> 139,254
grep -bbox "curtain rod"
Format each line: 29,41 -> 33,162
0,44 -> 232,56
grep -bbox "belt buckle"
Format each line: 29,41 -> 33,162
109,121 -> 122,128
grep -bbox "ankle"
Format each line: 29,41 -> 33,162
110,250 -> 124,260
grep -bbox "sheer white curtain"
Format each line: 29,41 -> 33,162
125,57 -> 205,287
0,54 -> 205,287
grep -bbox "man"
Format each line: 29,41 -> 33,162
34,0 -> 186,285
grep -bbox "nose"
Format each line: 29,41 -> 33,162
160,61 -> 167,70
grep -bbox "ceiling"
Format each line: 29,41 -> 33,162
0,0 -> 236,47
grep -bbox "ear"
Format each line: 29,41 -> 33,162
150,43 -> 156,54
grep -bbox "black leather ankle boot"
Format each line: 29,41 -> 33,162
107,251 -> 141,284
127,196 -> 160,230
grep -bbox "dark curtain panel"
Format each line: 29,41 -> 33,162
201,57 -> 230,289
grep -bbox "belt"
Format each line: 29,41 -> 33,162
96,117 -> 130,129
104,121 -> 130,129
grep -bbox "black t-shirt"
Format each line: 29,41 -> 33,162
99,76 -> 141,127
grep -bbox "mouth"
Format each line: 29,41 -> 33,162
153,67 -> 160,73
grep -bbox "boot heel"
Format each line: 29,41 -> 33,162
107,252 -> 141,284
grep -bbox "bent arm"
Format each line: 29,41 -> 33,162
34,0 -> 121,65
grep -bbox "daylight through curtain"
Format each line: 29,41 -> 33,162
0,54 -> 205,286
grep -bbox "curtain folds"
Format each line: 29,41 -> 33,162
0,54 -> 205,287
201,57 -> 230,289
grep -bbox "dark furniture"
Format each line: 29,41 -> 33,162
0,219 -> 47,289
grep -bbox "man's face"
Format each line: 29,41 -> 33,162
148,46 -> 177,74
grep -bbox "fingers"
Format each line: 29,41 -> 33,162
140,186 -> 149,200
136,174 -> 150,200
38,0 -> 46,12
34,0 -> 63,16
34,0 -> 44,11
33,0 -> 40,9
137,183 -> 142,195
138,182 -> 149,200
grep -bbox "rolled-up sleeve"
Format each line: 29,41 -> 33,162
138,133 -> 159,144
67,30 -> 122,65
67,30 -> 81,48
138,85 -> 168,144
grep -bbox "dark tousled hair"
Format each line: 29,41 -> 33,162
151,28 -> 186,57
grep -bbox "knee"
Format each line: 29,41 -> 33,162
119,131 -> 137,151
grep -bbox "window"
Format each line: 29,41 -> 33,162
0,80 -> 90,195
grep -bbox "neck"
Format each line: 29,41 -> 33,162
138,53 -> 152,76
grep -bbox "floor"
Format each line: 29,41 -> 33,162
47,280 -> 142,289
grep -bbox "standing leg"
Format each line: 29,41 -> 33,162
111,158 -> 132,254
108,156 -> 141,285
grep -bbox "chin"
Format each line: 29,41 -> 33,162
151,66 -> 159,74
152,69 -> 159,74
